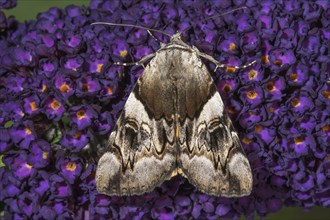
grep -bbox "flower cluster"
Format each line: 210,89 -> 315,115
0,0 -> 329,219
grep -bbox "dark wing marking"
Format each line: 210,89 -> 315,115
96,88 -> 177,196
178,89 -> 252,197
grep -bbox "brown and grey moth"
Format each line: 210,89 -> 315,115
95,29 -> 254,197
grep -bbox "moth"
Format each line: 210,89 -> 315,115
94,18 -> 254,197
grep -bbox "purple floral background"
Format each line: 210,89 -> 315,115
0,0 -> 329,219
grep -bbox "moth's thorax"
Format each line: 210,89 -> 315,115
161,33 -> 194,51
135,46 -> 216,121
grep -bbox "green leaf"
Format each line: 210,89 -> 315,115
0,155 -> 4,168
51,128 -> 62,144
4,120 -> 13,128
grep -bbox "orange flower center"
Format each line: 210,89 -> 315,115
322,125 -> 329,132
82,83 -> 89,92
43,151 -> 48,159
242,137 -> 252,144
274,59 -> 282,66
222,84 -> 232,93
30,101 -> 38,111
291,98 -> 300,107
229,43 -> 236,51
60,84 -> 70,93
50,99 -> 61,110
108,86 -> 113,95
294,137 -> 304,144
266,82 -> 275,92
76,110 -> 86,119
261,55 -> 269,63
25,127 -> 32,135
66,162 -> 77,171
255,125 -> 263,133
321,90 -> 330,99
120,50 -> 127,57
248,70 -> 258,80
42,85 -> 47,92
97,63 -> 103,73
249,111 -> 258,116
290,73 -> 298,82
73,131 -> 81,139
247,90 -> 258,99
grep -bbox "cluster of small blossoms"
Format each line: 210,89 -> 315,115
0,0 -> 329,219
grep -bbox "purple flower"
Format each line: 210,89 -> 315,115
217,76 -> 239,97
98,79 -> 119,101
76,75 -> 101,97
269,48 -> 297,70
12,47 -> 33,66
275,28 -> 298,49
239,64 -> 264,83
132,45 -> 153,60
42,95 -> 65,121
0,128 -> 12,153
9,120 -> 36,149
112,38 -> 129,60
2,101 -> 25,122
0,169 -> 21,200
27,140 -> 51,168
84,53 -> 109,74
49,174 -> 72,198
238,84 -> 264,108
58,32 -> 83,53
286,62 -> 309,86
69,105 -> 98,130
251,120 -> 276,145
0,0 -> 16,9
218,33 -> 239,54
286,91 -> 314,117
297,34 -> 321,58
239,106 -> 267,129
127,29 -> 149,46
3,151 -> 36,180
286,134 -> 317,158
17,191 -> 39,217
23,94 -> 41,116
56,153 -> 83,184
240,31 -> 259,54
316,82 -> 330,104
54,72 -> 75,99
60,128 -> 93,152
2,74 -> 25,93
37,58 -> 58,78
262,76 -> 286,101
93,111 -> 114,135
29,170 -> 50,197
257,14 -> 277,40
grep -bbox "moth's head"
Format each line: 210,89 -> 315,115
170,32 -> 183,44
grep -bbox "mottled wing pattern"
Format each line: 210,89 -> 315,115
177,63 -> 252,197
178,90 -> 253,196
96,81 -> 177,196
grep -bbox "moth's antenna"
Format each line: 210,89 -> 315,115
182,6 -> 248,34
91,22 -> 172,38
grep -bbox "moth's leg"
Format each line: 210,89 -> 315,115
196,50 -> 256,72
114,52 -> 156,67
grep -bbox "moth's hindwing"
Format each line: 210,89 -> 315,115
96,35 -> 253,197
